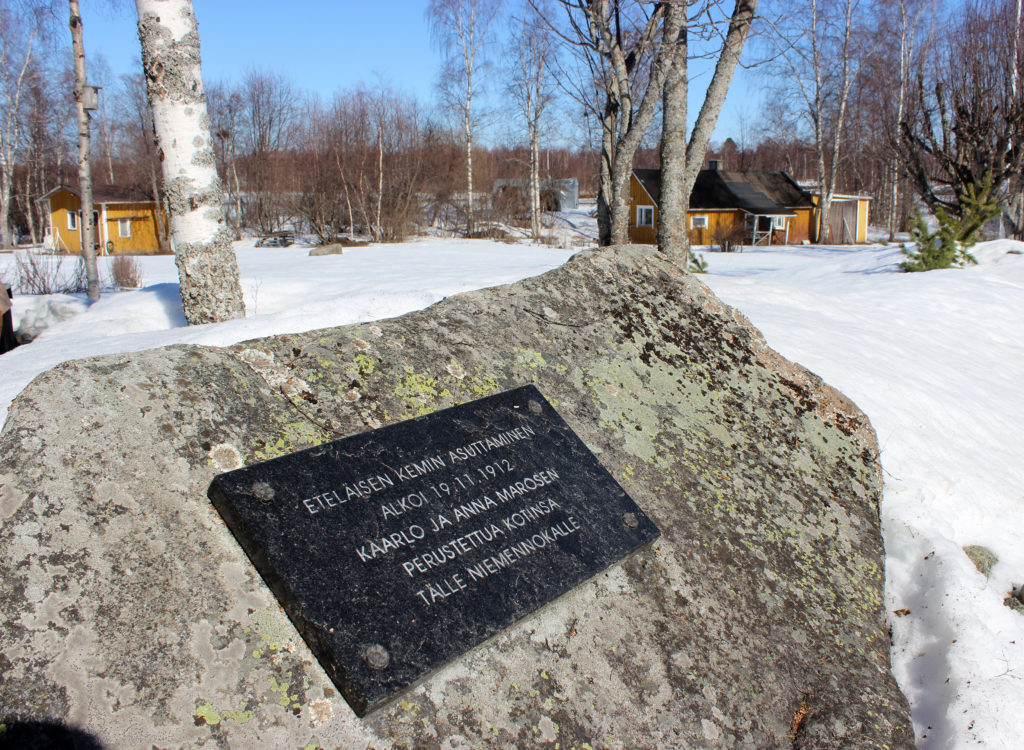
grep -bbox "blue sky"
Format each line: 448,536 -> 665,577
83,0 -> 760,147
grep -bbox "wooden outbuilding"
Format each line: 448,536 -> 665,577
801,188 -> 871,244
37,184 -> 169,254
629,167 -> 816,246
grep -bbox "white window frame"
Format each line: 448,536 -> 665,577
67,211 -> 78,231
636,205 -> 654,227
771,215 -> 787,230
690,215 -> 708,229
118,218 -> 132,238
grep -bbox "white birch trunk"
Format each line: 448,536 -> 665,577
511,17 -> 550,242
463,70 -> 474,236
375,122 -> 383,242
1013,0 -> 1022,102
1002,0 -> 1023,238
99,75 -> 115,184
0,172 -> 12,251
23,170 -> 37,245
0,10 -> 38,248
529,132 -> 541,240
889,0 -> 912,241
69,0 -> 100,299
135,0 -> 244,324
459,2 -> 476,237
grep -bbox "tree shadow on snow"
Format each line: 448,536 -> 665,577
141,282 -> 188,328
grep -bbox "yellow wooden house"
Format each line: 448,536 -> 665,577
629,167 -> 817,246
38,185 -> 168,254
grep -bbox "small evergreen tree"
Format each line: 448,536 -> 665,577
901,209 -> 977,272
954,176 -> 1002,244
687,248 -> 709,274
902,175 -> 999,271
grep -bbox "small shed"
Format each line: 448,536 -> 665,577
492,178 -> 579,212
798,186 -> 871,244
37,184 -> 169,254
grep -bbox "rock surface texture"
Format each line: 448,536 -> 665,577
0,246 -> 912,748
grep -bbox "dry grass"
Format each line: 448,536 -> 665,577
15,253 -> 88,295
110,254 -> 144,288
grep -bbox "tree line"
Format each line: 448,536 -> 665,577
3,1 -> 1020,253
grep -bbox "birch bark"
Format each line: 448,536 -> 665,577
135,0 -> 244,324
69,0 -> 100,299
509,16 -> 552,240
0,6 -> 40,249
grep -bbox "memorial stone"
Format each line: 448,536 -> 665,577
0,245 -> 914,747
207,385 -> 659,716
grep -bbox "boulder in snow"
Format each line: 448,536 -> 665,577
0,245 -> 912,748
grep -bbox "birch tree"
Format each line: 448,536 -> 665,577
206,81 -> 244,238
508,13 -> 555,240
767,0 -> 864,243
659,0 -> 758,251
428,0 -> 502,237
135,0 -> 244,324
1001,0 -> 1022,237
870,0 -> 932,241
19,51 -> 70,246
0,2 -> 43,249
541,0 -> 671,245
92,53 -> 115,184
240,69 -> 296,234
69,0 -> 100,298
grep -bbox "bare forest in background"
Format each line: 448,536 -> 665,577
0,0 -> 1020,248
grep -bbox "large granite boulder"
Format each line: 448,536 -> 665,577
0,245 -> 912,748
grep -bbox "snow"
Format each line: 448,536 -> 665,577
2,232 -> 1023,748
0,238 -> 576,424
698,239 -> 1024,748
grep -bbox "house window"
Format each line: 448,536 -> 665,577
118,218 -> 131,238
690,215 -> 708,229
637,205 -> 654,227
771,216 -> 787,230
67,211 -> 78,231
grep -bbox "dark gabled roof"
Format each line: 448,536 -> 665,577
633,168 -> 661,205
37,183 -> 156,204
634,168 -> 813,214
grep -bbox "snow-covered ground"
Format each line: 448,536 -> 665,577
2,232 -> 1022,748
700,240 -> 1024,749
0,237 -> 576,425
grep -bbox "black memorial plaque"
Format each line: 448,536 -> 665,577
208,384 -> 659,716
